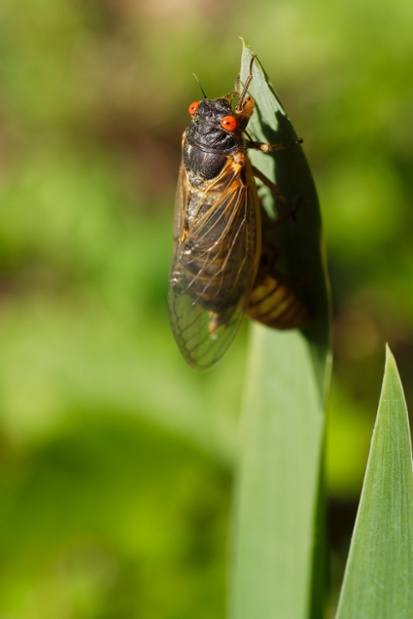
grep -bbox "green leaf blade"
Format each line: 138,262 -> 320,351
230,42 -> 331,619
335,346 -> 413,619
231,328 -> 327,619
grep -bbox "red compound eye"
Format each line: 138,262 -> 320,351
220,115 -> 238,131
188,101 -> 199,115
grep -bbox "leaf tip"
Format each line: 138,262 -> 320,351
239,36 -> 250,51
384,343 -> 398,377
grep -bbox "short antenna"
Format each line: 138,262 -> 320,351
192,73 -> 207,99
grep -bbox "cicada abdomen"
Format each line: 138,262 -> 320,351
247,258 -> 308,329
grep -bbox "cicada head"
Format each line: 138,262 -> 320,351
185,97 -> 243,154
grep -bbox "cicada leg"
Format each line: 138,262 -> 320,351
207,312 -> 221,339
246,137 -> 303,153
251,164 -> 301,223
207,308 -> 237,340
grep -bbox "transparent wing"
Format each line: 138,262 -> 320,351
168,156 -> 260,370
168,289 -> 245,370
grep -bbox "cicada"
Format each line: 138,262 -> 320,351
168,57 -> 307,370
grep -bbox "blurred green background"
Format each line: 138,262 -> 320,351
1,0 -> 412,617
